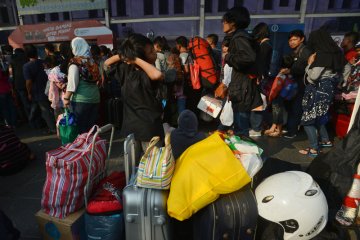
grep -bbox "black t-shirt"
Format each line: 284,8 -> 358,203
23,59 -> 48,101
10,53 -> 27,90
255,40 -> 273,79
120,64 -> 164,141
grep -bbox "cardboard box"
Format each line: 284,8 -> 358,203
197,95 -> 223,118
35,209 -> 86,240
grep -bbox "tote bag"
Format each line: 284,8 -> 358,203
136,134 -> 175,189
41,126 -> 106,218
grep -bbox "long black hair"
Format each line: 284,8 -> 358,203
120,33 -> 153,62
307,28 -> 345,73
252,22 -> 270,41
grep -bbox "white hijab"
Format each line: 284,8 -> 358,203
71,37 -> 90,57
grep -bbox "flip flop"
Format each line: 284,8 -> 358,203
299,148 -> 319,157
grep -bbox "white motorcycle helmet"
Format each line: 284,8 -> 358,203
255,171 -> 328,240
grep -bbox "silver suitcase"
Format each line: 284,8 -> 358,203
122,134 -> 173,240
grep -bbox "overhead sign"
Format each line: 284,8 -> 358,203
16,0 -> 107,15
8,20 -> 113,49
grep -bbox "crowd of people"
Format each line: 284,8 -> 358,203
0,6 -> 359,158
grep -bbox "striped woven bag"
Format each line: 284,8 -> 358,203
136,134 -> 175,189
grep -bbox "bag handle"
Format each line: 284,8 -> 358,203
143,136 -> 160,157
64,108 -> 70,126
164,133 -> 171,147
85,125 -> 99,143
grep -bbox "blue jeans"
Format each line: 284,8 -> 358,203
250,111 -> 263,132
17,90 -> 31,119
29,100 -> 56,131
177,98 -> 186,115
0,93 -> 17,127
233,111 -> 250,137
72,102 -> 99,134
272,97 -> 285,124
304,125 -> 330,150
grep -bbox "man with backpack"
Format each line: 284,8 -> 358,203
222,7 -> 262,137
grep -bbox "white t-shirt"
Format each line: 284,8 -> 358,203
179,52 -> 189,66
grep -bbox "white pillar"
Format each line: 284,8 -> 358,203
199,0 -> 205,37
104,0 -> 110,27
299,0 -> 308,23
105,9 -> 110,27
19,15 -> 23,25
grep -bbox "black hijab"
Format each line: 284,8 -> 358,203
307,29 -> 345,73
170,110 -> 206,159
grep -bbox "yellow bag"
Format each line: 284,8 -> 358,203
167,132 -> 251,221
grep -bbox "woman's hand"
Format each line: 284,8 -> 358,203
308,53 -> 316,65
280,68 -> 290,74
63,98 -> 71,108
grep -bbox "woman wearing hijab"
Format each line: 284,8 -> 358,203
299,29 -> 345,157
63,37 -> 101,134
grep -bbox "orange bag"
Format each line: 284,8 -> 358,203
188,37 -> 218,89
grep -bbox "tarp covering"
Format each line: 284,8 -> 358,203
8,20 -> 113,49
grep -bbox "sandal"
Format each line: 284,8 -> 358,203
319,141 -> 333,148
299,148 -> 319,157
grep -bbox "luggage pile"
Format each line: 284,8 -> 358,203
37,123 -> 337,240
122,131 -> 261,240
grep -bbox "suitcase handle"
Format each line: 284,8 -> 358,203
124,133 -> 137,185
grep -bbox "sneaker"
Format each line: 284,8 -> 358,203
319,141 -> 333,148
249,129 -> 262,137
283,133 -> 297,139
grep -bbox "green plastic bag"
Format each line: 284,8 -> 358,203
59,109 -> 78,145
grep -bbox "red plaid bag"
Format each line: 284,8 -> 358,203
41,126 -> 107,218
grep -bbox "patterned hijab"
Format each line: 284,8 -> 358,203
69,37 -> 100,83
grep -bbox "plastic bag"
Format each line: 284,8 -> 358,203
224,135 -> 263,177
220,100 -> 233,126
167,132 -> 251,221
58,109 -> 78,145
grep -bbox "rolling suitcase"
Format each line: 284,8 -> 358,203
122,134 -> 173,240
192,185 -> 258,240
106,98 -> 123,128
